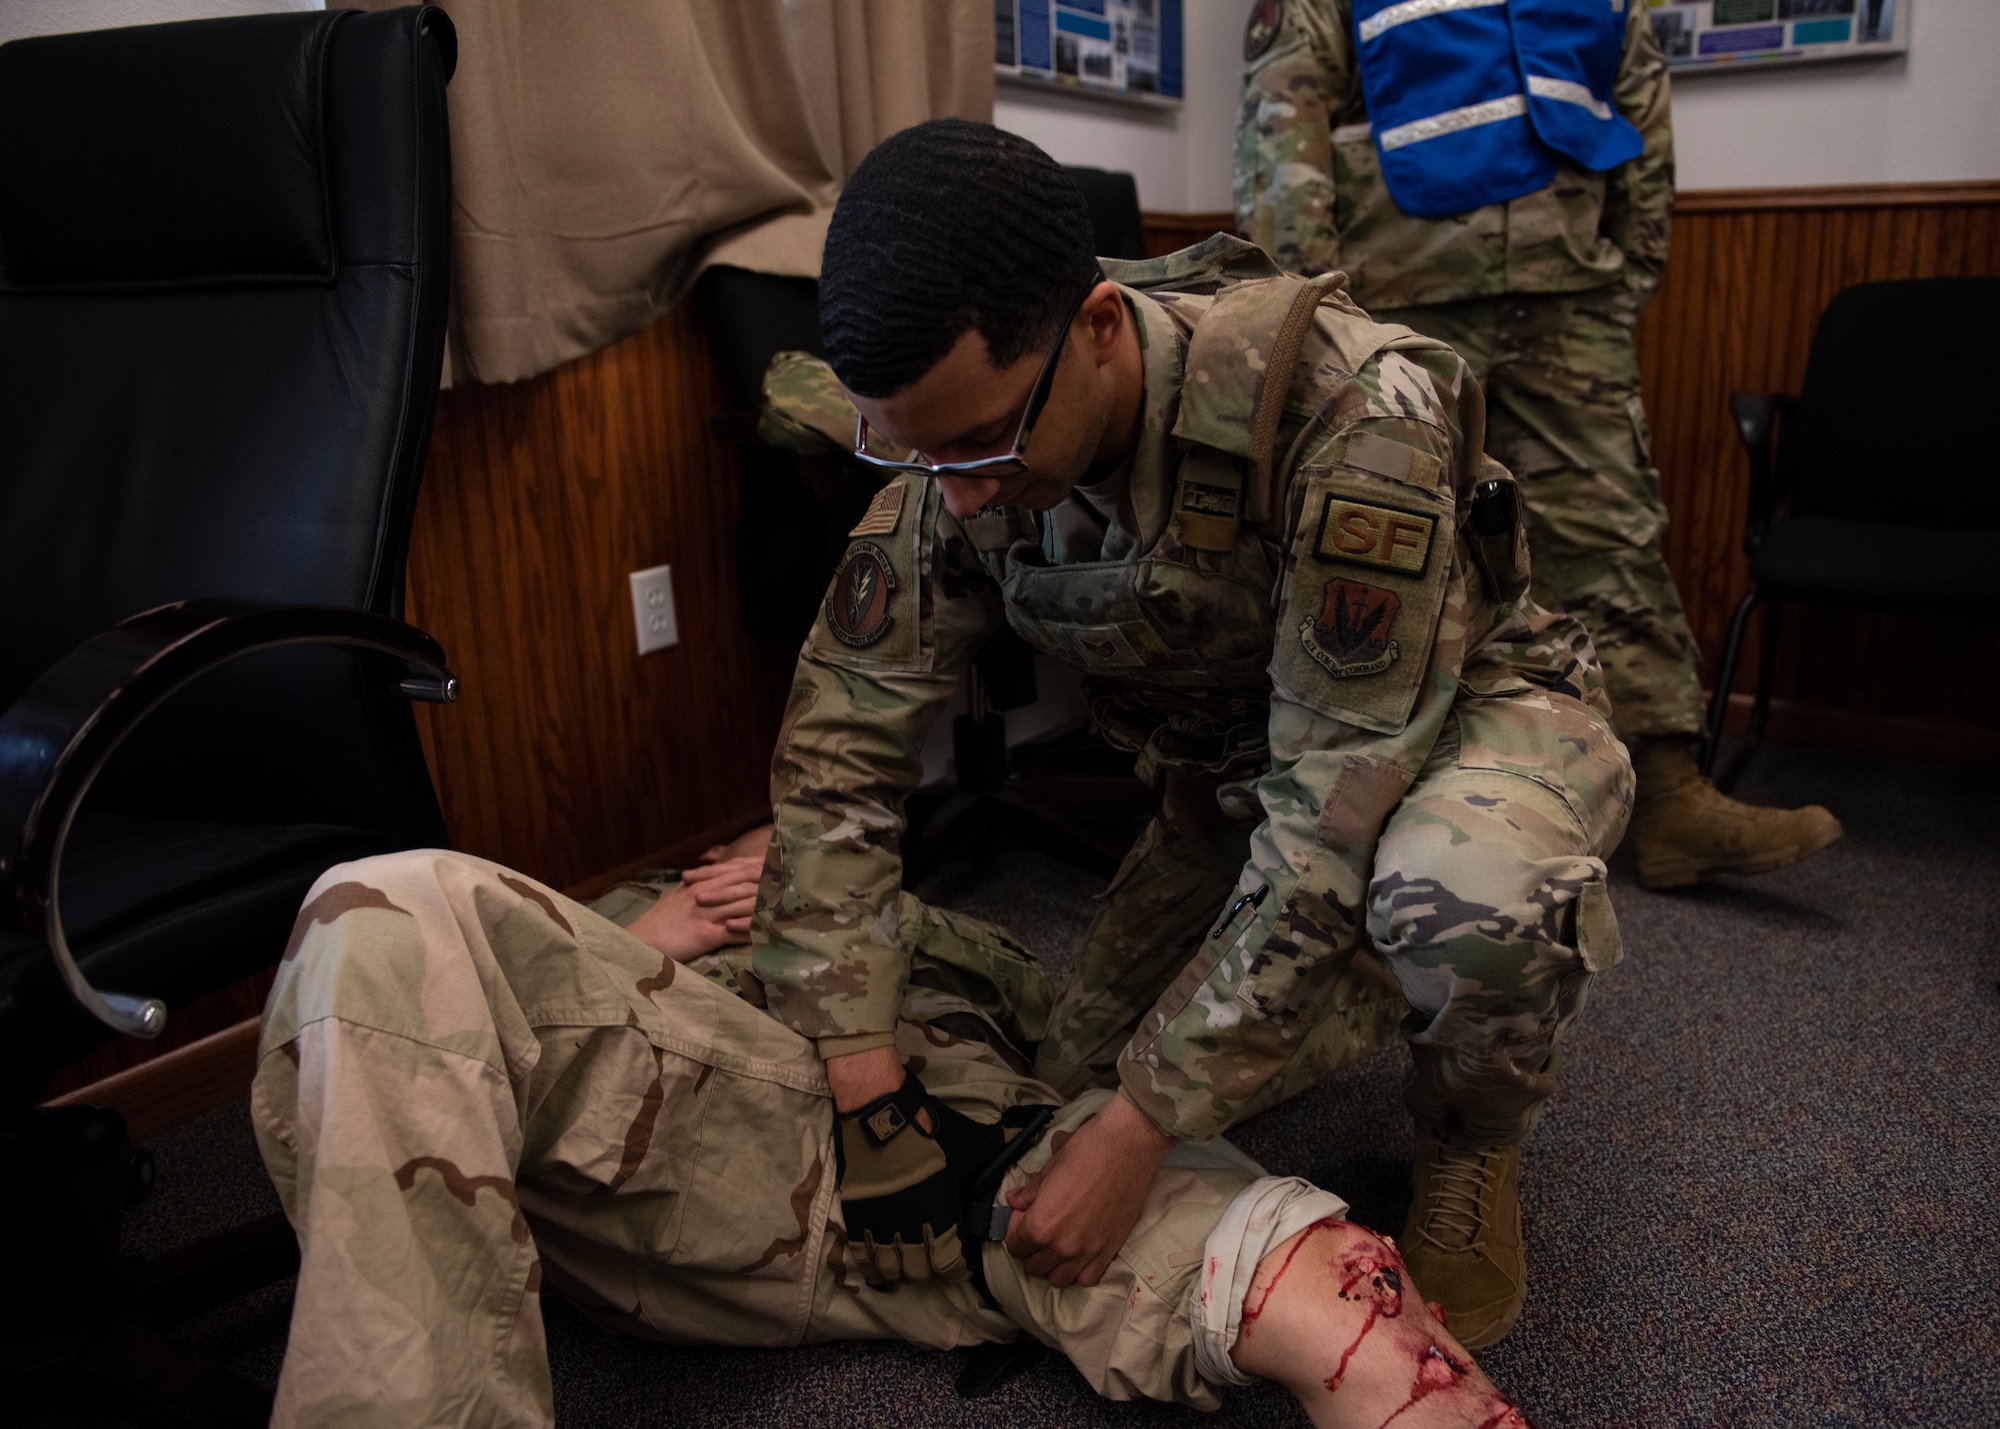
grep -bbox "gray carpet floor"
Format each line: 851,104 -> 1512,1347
102,743 -> 2000,1426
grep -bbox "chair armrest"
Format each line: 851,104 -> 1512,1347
0,599 -> 457,1038
1729,391 -> 1795,552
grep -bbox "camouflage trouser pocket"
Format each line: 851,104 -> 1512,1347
1625,391 -> 1655,467
1573,879 -> 1624,972
1368,772 -> 1619,1144
1451,689 -> 1634,858
897,892 -> 1054,1056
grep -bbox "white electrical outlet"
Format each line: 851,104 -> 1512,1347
628,564 -> 679,655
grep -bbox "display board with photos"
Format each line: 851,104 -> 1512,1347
995,0 -> 1184,104
1648,0 -> 1909,72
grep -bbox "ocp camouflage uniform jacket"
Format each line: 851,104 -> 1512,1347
1234,0 -> 1674,309
751,235 -> 1609,1142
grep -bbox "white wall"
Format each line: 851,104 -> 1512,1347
1670,1 -> 2000,189
0,0 -> 319,45
996,0 -> 2000,209
995,0 -> 1256,212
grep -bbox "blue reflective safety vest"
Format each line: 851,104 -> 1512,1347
1350,0 -> 1643,220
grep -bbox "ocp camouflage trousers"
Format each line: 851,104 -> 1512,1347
1033,688 -> 1632,1147
1376,289 -> 1706,741
253,852 -> 1333,1426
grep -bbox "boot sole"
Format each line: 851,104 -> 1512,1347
1635,819 -> 1844,891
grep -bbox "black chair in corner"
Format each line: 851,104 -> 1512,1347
695,263 -> 883,641
1064,166 -> 1150,261
0,9 -> 457,1422
1700,277 -> 2000,781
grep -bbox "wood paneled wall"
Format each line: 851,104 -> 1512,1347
1141,212 -> 1237,259
1636,182 -> 2000,734
406,303 -> 794,890
1145,183 -> 2000,748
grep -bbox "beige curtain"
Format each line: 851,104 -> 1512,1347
373,0 -> 994,386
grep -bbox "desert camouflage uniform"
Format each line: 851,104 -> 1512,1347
752,235 -> 1632,1151
254,852 -> 1343,1426
1235,0 -> 1702,739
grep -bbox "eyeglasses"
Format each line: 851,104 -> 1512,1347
850,287 -> 1094,482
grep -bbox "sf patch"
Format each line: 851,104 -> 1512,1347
1299,578 -> 1400,679
1244,0 -> 1283,60
1314,495 -> 1436,577
828,541 -> 899,647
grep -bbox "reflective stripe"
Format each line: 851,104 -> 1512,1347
1357,0 -> 1506,44
1527,73 -> 1613,121
1376,93 -> 1526,151
1332,121 -> 1374,144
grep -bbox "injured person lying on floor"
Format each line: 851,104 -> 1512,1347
252,830 -> 1535,1428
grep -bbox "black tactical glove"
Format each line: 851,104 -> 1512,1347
832,1072 -> 1020,1289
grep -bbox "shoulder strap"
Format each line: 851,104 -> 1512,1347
1248,272 -> 1345,524
1173,268 -> 1409,540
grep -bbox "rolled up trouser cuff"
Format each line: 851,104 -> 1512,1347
1189,1176 -> 1350,1388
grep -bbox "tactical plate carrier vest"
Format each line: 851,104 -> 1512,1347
959,236 -> 1472,781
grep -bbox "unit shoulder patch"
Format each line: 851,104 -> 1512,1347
1299,577 -> 1401,679
1314,494 -> 1437,577
1244,0 -> 1284,60
827,541 -> 899,647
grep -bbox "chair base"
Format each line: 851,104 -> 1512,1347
3,1104 -> 295,1429
23,1322 -> 276,1429
1699,591 -> 1783,792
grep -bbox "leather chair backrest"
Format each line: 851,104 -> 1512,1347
695,264 -> 824,414
0,8 -> 455,837
692,265 -> 853,641
1781,276 -> 2000,530
1065,166 -> 1149,262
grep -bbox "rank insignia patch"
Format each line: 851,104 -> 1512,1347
828,541 -> 898,647
1314,495 -> 1436,577
1300,578 -> 1400,679
1070,627 -> 1142,666
1245,0 -> 1283,60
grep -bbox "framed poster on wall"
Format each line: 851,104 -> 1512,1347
996,0 -> 1184,106
1648,0 -> 1909,73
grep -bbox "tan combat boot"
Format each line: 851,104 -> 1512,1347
1628,737 -> 1842,891
1399,1130 -> 1525,1351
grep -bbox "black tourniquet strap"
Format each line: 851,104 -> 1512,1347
961,1104 -> 1058,1311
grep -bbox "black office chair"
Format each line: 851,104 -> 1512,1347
696,264 -> 882,641
1700,278 -> 2000,780
1065,165 -> 1150,261
0,9 -> 457,1421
